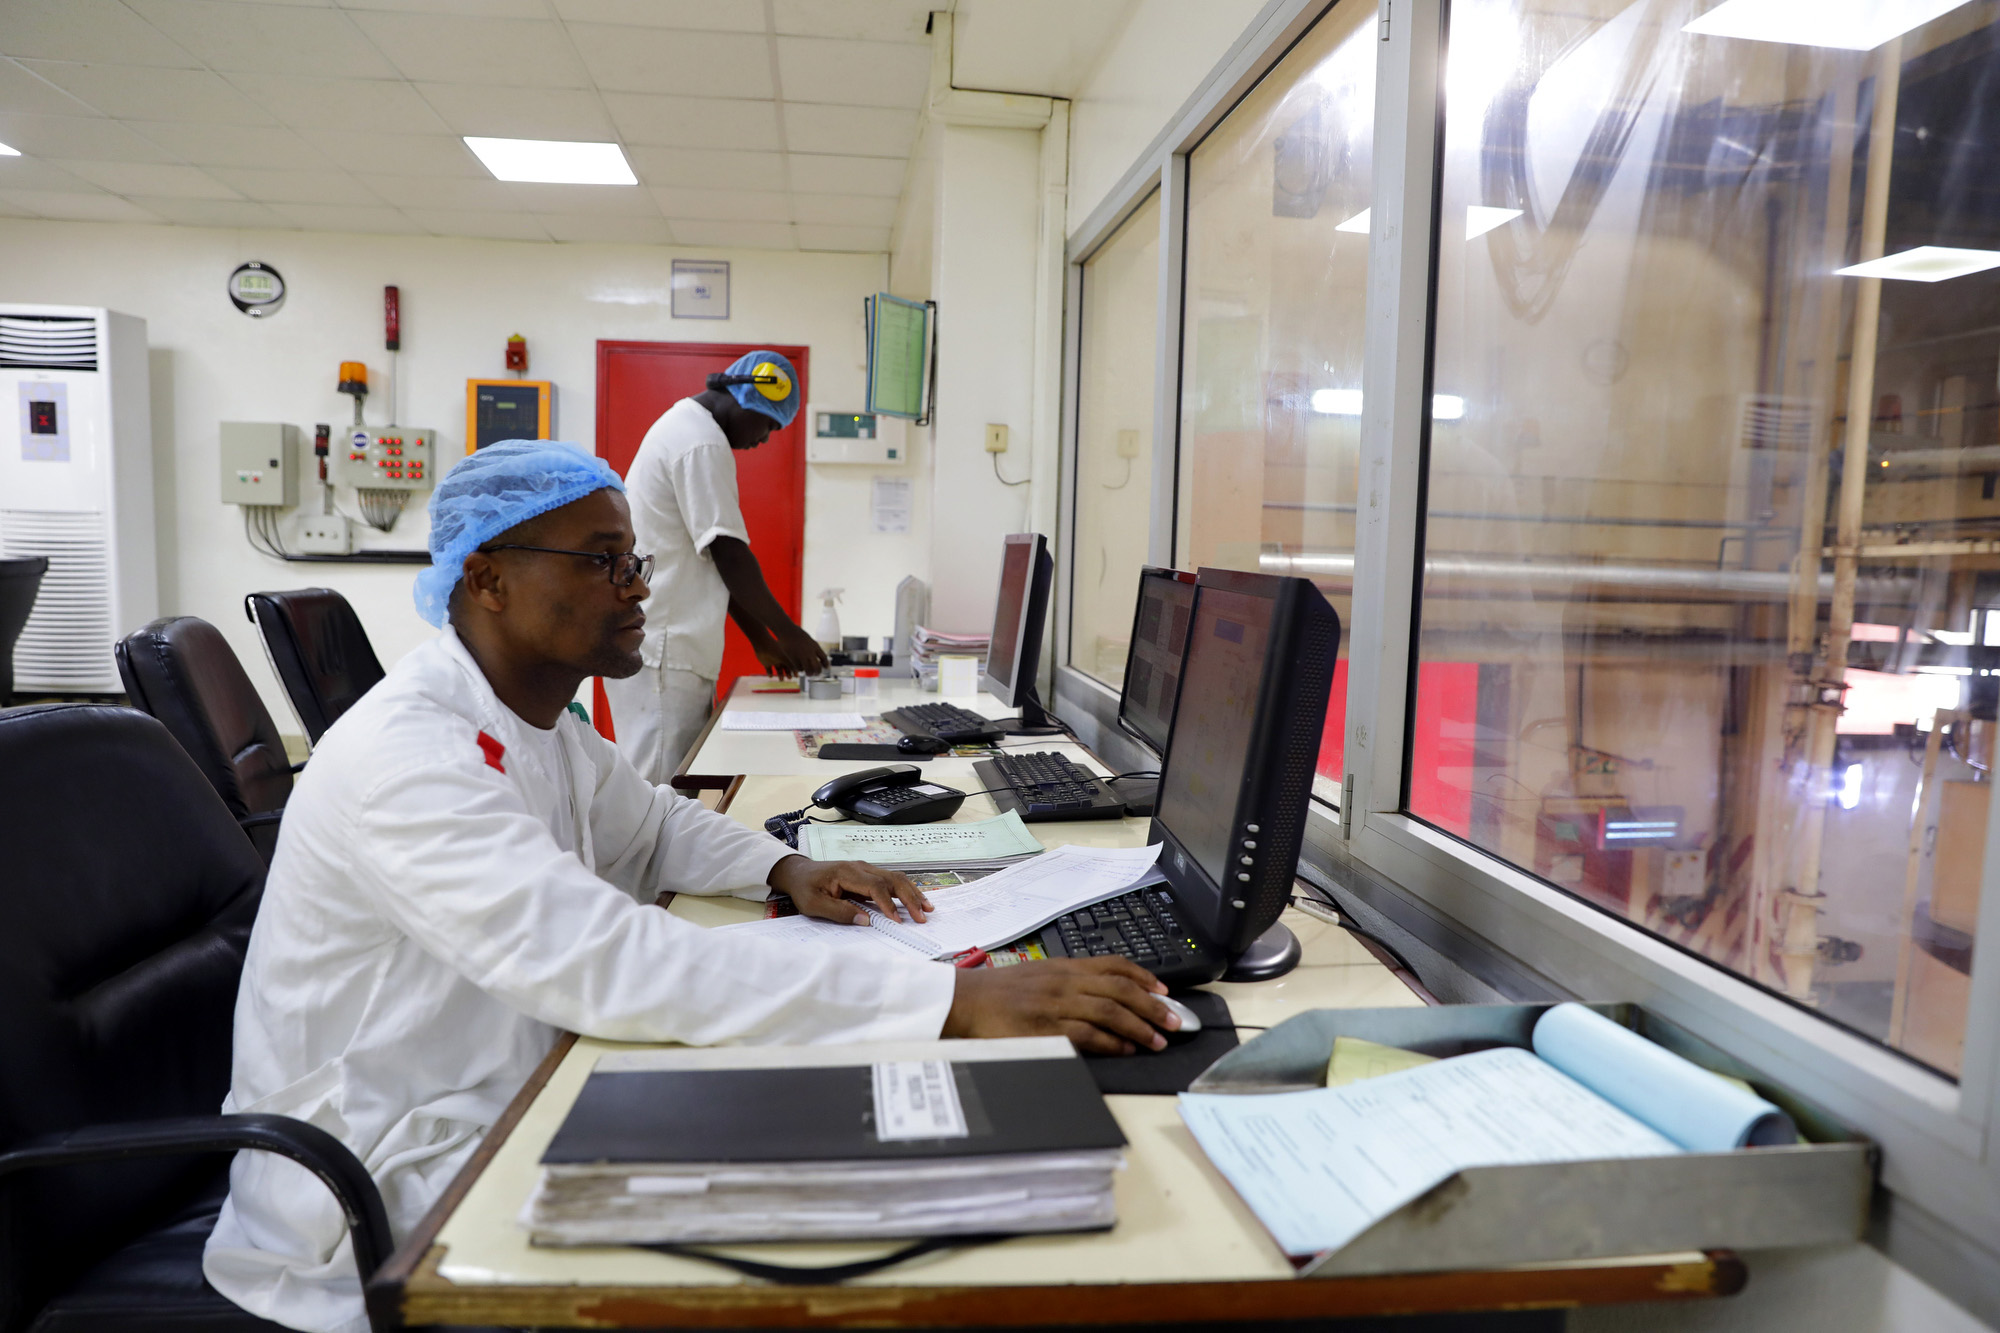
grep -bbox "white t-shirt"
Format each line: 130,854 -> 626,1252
625,398 -> 750,680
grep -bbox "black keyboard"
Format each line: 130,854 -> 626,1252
1039,884 -> 1222,986
883,702 -> 1004,743
975,753 -> 1127,822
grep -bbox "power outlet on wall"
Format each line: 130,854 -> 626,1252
298,515 -> 352,555
984,423 -> 1009,453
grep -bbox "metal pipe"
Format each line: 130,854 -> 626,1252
1259,549 -> 1918,604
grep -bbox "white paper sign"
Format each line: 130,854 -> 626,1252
872,476 -> 912,533
872,1060 -> 969,1141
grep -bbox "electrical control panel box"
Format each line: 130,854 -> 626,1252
334,426 -> 435,491
220,422 -> 301,508
804,407 -> 905,464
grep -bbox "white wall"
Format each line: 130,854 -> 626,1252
0,217 -> 929,725
1066,0 -> 1268,236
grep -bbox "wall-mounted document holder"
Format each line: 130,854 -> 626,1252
1188,1003 -> 1876,1278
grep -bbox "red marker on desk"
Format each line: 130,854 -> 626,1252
952,948 -> 990,969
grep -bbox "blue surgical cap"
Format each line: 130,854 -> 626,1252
413,439 -> 625,628
722,349 -> 800,429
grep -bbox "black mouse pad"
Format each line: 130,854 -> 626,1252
816,744 -> 931,760
1083,991 -> 1239,1095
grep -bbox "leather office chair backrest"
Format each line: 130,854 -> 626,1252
245,588 -> 384,744
0,703 -> 265,1330
115,616 -> 293,821
0,556 -> 48,702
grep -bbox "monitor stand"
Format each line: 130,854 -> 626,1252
1221,920 -> 1302,983
985,687 -> 1065,738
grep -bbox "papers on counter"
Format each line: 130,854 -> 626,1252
800,809 -> 1044,867
716,842 -> 1164,961
720,711 -> 868,731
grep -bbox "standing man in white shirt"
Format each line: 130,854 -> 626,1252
604,349 -> 829,783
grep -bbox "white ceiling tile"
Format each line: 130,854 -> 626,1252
786,152 -> 904,196
294,126 -> 485,176
227,74 -> 453,135
0,112 -> 181,162
652,187 -> 788,222
415,84 -> 615,139
602,93 -> 778,150
0,193 -> 41,218
208,166 -> 383,204
126,1 -> 399,78
0,0 -> 202,67
353,172 -> 514,208
551,0 -> 765,31
61,160 -> 243,198
495,182 -> 658,214
0,155 -> 92,192
770,0 -> 935,44
269,200 -> 422,232
1,189 -> 165,223
20,63 -> 278,125
0,59 -> 104,117
952,0 -> 1135,99
538,213 -> 671,243
566,26 -> 773,98
123,121 -> 337,169
404,207 -> 552,240
794,223 -> 890,252
624,145 -> 783,190
781,103 -> 915,158
337,0 -> 548,15
347,13 -> 590,88
669,218 -> 795,250
776,38 -> 928,108
790,192 -> 894,225
130,195 -> 297,228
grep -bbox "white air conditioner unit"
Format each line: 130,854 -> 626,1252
0,305 -> 156,694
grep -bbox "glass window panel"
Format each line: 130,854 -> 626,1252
1413,0 -> 2000,1077
1073,190 -> 1162,687
1178,0 -> 1377,806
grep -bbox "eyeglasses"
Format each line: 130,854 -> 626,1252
478,544 -> 654,589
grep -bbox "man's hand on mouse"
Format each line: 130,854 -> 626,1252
768,855 -> 931,925
944,958 -> 1181,1055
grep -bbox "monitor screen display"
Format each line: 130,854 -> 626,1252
1119,571 -> 1195,755
985,538 -> 1033,695
1153,585 -> 1274,892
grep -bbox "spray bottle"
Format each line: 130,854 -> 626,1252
813,588 -> 845,655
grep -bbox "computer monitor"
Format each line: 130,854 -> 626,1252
1148,568 -> 1341,982
981,532 -> 1061,734
1117,566 -> 1197,757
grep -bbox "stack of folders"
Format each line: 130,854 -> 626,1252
525,1037 -> 1127,1247
908,625 -> 988,690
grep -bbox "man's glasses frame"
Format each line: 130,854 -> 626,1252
478,544 -> 654,589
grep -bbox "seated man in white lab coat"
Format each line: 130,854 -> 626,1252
202,440 -> 1173,1333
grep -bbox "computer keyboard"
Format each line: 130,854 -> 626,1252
1041,885 -> 1221,983
974,752 -> 1127,822
882,701 -> 1004,743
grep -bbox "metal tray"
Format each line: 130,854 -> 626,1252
1187,1004 -> 1877,1277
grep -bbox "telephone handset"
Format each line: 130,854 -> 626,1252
810,765 -> 967,825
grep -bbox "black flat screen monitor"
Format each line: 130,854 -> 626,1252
981,533 -> 1056,731
1117,566 -> 1197,757
1149,568 -> 1340,974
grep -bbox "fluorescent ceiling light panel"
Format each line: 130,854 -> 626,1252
1466,206 -> 1522,239
1311,388 -> 1364,416
463,137 -> 636,185
1836,246 -> 2000,282
1334,208 -> 1371,234
0,141 -> 19,157
1683,0 -> 1973,49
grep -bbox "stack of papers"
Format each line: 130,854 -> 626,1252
721,710 -> 868,731
800,809 -> 1045,870
717,842 -> 1164,960
525,1037 -> 1127,1246
909,625 -> 989,689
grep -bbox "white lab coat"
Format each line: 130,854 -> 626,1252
201,628 -> 955,1333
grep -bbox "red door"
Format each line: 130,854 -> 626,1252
594,340 -> 809,737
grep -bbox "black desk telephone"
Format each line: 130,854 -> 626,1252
764,766 -> 968,845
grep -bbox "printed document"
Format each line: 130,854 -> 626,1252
721,711 -> 867,731
801,810 -> 1044,864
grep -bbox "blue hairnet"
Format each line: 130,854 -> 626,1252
413,439 -> 625,628
723,349 -> 800,428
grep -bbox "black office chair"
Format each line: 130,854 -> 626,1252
0,556 -> 48,703
0,702 -> 391,1333
245,589 -> 385,745
115,617 -> 295,865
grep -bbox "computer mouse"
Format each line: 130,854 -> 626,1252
1156,995 -> 1202,1043
897,734 -> 951,755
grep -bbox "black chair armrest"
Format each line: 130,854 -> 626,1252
239,811 -> 284,830
0,1113 -> 393,1321
289,760 -> 308,773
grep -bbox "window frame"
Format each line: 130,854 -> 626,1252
1051,0 -> 2000,1317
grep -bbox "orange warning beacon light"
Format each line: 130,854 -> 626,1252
337,361 -> 368,397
